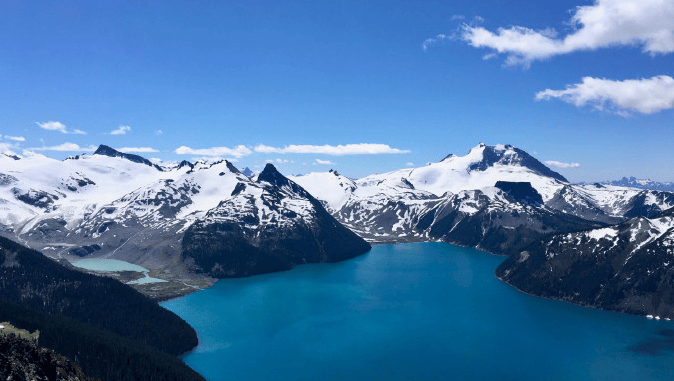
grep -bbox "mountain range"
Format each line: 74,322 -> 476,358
2,143 -> 674,318
597,177 -> 674,192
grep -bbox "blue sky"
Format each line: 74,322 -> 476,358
1,0 -> 673,181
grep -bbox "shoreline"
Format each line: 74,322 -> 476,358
113,237 -> 672,323
494,272 -> 673,322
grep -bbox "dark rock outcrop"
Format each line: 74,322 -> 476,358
0,334 -> 95,381
495,181 -> 543,206
94,145 -> 162,170
182,164 -> 371,278
418,189 -> 603,256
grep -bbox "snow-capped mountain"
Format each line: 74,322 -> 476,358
600,176 -> 674,192
182,164 -> 370,278
497,207 -> 674,319
291,143 -> 674,252
0,145 -> 369,297
2,142 -> 674,313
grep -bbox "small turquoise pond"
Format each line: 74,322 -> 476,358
72,258 -> 167,284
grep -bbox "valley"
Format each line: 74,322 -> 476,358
2,142 -> 674,317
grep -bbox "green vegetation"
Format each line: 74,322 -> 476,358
0,236 -> 205,381
0,321 -> 39,342
0,300 -> 204,381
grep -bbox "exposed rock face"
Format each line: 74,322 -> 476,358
494,181 -> 543,206
416,188 -> 603,256
0,335 -> 95,381
464,143 -> 568,182
93,144 -> 160,170
497,208 -> 674,319
181,164 -> 371,278
292,144 -> 674,247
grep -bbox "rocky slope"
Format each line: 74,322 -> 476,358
0,146 -> 369,298
0,235 -> 205,381
182,164 -> 371,277
291,144 -> 671,251
0,334 -> 95,381
496,207 -> 674,319
0,235 -> 198,355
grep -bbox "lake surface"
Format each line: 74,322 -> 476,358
72,258 -> 167,284
72,258 -> 148,272
162,243 -> 674,381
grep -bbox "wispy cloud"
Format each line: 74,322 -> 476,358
36,121 -> 67,133
446,0 -> 674,66
545,160 -> 580,168
118,147 -> 159,153
266,158 -> 292,164
422,34 -> 452,51
315,159 -> 336,165
110,125 -> 131,135
406,162 -> 415,167
0,142 -> 20,155
254,143 -> 410,156
175,145 -> 253,158
36,121 -> 86,134
536,75 -> 674,115
5,136 -> 25,142
30,142 -> 98,152
156,129 -> 164,135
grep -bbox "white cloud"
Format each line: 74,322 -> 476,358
254,143 -> 410,156
545,160 -> 581,168
110,125 -> 131,135
36,121 -> 87,135
454,0 -> 674,66
192,156 -> 238,163
175,145 -> 252,158
422,34 -> 452,51
36,121 -> 67,133
536,75 -> 674,115
118,147 -> 159,153
406,162 -> 415,167
156,129 -> 164,135
5,136 -> 25,142
30,142 -> 98,152
315,159 -> 336,165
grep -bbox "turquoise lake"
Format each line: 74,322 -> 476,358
162,242 -> 674,381
72,258 -> 148,272
72,258 -> 167,284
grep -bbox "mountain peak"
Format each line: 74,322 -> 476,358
469,143 -> 567,182
225,160 -> 241,175
93,145 -> 161,170
241,167 -> 254,177
257,164 -> 288,187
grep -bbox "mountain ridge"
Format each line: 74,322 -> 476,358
2,142 -> 674,320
